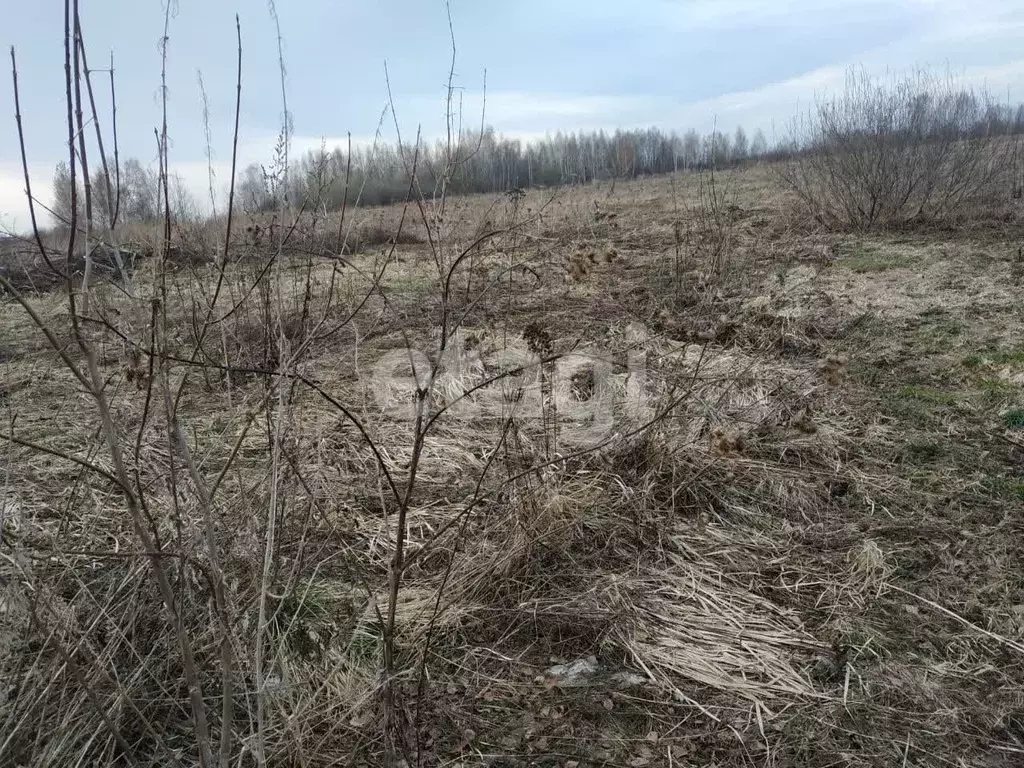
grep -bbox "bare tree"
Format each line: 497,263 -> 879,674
120,158 -> 160,222
681,130 -> 701,170
750,128 -> 768,160
51,161 -> 82,226
733,126 -> 748,163
238,162 -> 274,212
706,130 -> 731,168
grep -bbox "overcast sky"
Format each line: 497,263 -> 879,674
2,0 -> 1024,231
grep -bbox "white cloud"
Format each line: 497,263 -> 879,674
0,164 -> 54,235
651,57 -> 1024,137
657,0 -> 957,28
289,135 -> 379,156
0,135 -> 393,233
399,91 -> 651,136
480,93 -> 650,124
4,0 -> 1024,230
442,52 -> 1024,144
960,60 -> 1024,92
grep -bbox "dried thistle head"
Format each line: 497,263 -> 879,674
568,251 -> 591,281
790,407 -> 818,434
123,345 -> 146,390
710,426 -> 745,458
523,322 -> 553,357
695,315 -> 735,343
819,354 -> 849,386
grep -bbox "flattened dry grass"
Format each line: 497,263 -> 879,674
3,168 -> 1024,767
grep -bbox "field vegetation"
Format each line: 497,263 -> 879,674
2,5 -> 1024,768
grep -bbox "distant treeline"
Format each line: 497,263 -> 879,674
50,86 -> 1024,225
237,97 -> 1024,212
241,125 -> 778,211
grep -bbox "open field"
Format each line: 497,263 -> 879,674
2,165 -> 1024,766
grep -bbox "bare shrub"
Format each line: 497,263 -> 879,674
776,68 -> 1015,230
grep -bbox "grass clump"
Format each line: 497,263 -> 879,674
896,385 -> 959,406
268,583 -> 337,659
963,354 -> 985,369
837,243 -> 917,273
978,379 -> 1016,406
844,251 -> 916,273
903,440 -> 945,463
984,476 -> 1024,501
1002,409 -> 1024,430
962,349 -> 1024,368
915,316 -> 964,354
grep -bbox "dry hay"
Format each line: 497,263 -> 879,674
377,440 -> 833,724
613,561 -> 821,705
648,337 -> 845,452
5,165 -> 1024,766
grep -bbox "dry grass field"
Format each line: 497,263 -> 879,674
3,164 -> 1024,767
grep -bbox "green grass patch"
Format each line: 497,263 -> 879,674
984,476 -> 1024,501
993,350 -> 1024,365
963,354 -> 985,369
842,247 -> 916,273
1003,409 -> 1024,430
896,385 -> 959,406
962,349 -> 1024,368
915,317 -> 965,354
841,314 -> 888,346
920,319 -> 964,338
269,583 -> 335,659
347,625 -> 382,667
904,440 -> 945,463
885,394 -> 937,423
978,379 -> 1016,406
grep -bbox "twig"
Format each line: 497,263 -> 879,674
0,414 -> 14,551
197,69 -> 218,219
77,17 -> 132,290
173,421 -> 235,768
109,51 -> 121,225
75,17 -> 112,227
336,132 -> 353,254
5,430 -> 122,490
224,15 -> 242,264
151,2 -> 216,765
63,0 -> 78,285
9,47 -> 63,277
891,585 -> 1024,656
72,0 -> 95,315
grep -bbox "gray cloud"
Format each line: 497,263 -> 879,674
3,0 -> 1023,230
